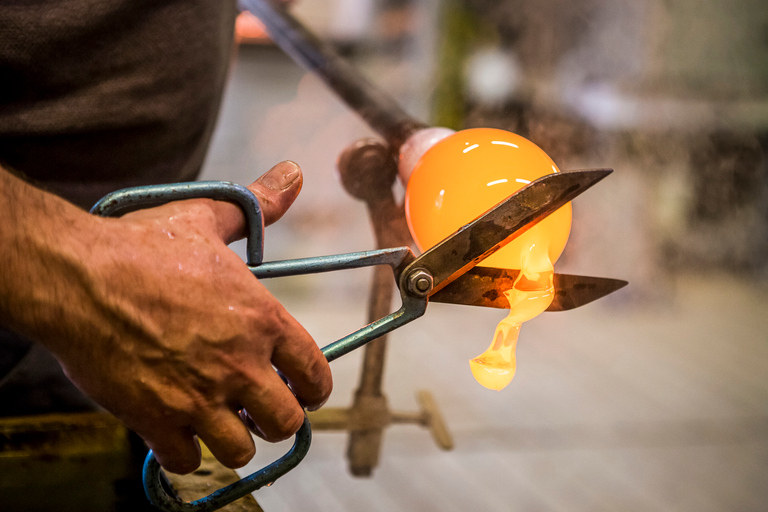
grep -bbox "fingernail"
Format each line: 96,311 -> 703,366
260,161 -> 300,191
306,397 -> 329,412
239,410 -> 266,438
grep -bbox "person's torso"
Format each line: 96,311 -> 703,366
0,0 -> 238,207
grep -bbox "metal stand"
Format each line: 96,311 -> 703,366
306,139 -> 453,476
240,0 -> 455,479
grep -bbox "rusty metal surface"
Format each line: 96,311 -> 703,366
341,138 -> 407,477
334,138 -> 453,477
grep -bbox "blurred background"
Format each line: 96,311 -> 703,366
203,0 -> 768,510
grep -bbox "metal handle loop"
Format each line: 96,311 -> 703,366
142,418 -> 312,512
91,182 -> 426,511
90,181 -> 265,266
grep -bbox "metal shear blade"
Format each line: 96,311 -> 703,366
431,267 -> 628,311
414,168 -> 627,311
400,168 -> 613,295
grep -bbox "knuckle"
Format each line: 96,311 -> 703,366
220,444 -> 255,470
277,409 -> 305,441
301,357 -> 333,406
248,300 -> 282,338
188,199 -> 218,221
262,407 -> 304,442
155,451 -> 200,475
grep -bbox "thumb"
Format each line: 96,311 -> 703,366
215,161 -> 303,244
250,160 -> 303,226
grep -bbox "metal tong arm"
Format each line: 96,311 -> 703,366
250,247 -> 427,362
142,247 -> 428,511
91,181 -> 430,511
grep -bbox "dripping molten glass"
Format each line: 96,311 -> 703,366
469,243 -> 555,390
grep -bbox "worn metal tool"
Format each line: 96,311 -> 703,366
91,167 -> 625,511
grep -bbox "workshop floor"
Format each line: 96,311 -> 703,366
199,46 -> 768,512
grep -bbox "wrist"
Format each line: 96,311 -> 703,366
0,168 -> 113,354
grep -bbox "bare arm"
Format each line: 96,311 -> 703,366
0,162 -> 332,473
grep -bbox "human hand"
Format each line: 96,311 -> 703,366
48,162 -> 332,473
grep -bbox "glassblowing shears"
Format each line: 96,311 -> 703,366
91,168 -> 626,512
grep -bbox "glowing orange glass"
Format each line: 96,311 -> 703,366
404,128 -> 572,390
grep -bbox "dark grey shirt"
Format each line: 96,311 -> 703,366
0,0 -> 238,415
0,0 -> 238,207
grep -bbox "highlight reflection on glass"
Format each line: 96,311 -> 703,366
404,128 -> 572,390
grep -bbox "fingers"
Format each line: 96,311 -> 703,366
238,368 -> 307,442
235,309 -> 331,443
271,326 -> 333,411
249,160 -> 304,226
144,426 -> 202,475
214,161 -> 303,244
192,409 -> 256,469
147,413 -> 257,472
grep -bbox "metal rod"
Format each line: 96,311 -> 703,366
355,188 -> 412,394
241,0 -> 428,149
249,247 -> 411,279
341,143 -> 408,476
320,295 -> 426,364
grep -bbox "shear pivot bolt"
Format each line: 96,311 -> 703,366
407,269 -> 434,297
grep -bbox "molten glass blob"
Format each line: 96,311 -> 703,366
404,128 -> 571,390
468,243 -> 555,390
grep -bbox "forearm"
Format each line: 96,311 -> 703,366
0,163 -> 332,473
0,166 -> 109,354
